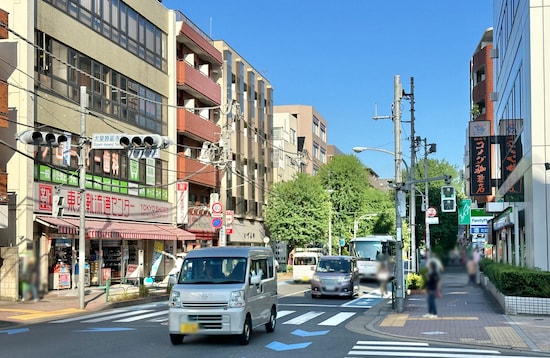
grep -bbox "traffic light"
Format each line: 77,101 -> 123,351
441,186 -> 456,212
18,130 -> 68,147
118,134 -> 170,149
52,193 -> 65,218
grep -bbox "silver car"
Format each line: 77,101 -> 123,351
310,256 -> 359,298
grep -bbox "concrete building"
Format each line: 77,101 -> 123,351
0,1 -> 199,298
213,41 -> 273,246
272,112 -> 300,182
274,105 -> 329,175
173,11 -> 223,247
474,0 -> 550,270
466,27 -> 495,205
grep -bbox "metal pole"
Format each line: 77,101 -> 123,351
408,78 -> 417,273
424,140 -> 431,254
394,75 -> 404,313
328,202 -> 332,255
78,86 -> 87,310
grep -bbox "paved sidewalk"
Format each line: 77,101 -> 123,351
0,282 -> 169,328
364,264 -> 550,354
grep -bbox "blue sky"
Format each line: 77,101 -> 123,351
162,0 -> 493,179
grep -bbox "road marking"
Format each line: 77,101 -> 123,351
114,310 -> 168,322
50,309 -> 130,323
282,311 -> 324,325
318,312 -> 356,326
82,310 -> 153,323
276,310 -> 295,319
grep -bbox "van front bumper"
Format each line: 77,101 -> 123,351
168,307 -> 246,335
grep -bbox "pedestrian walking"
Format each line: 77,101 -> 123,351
467,255 -> 477,285
423,259 -> 440,318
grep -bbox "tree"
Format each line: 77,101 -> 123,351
316,154 -> 395,254
264,173 -> 329,252
413,158 -> 461,259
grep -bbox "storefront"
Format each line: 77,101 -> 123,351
34,183 -> 197,290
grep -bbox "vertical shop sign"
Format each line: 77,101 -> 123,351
145,158 -> 155,185
498,119 -> 523,194
176,181 -> 189,225
129,159 -> 140,182
469,121 -> 491,196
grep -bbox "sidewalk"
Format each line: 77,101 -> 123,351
0,282 -> 169,328
365,264 -> 550,354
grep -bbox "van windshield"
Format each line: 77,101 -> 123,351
177,257 -> 247,284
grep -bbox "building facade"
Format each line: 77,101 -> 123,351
473,0 -> 550,271
0,0 -> 203,298
274,105 -> 329,175
213,41 -> 273,247
272,112 -> 300,182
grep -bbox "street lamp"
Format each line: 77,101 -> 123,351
352,147 -> 410,176
354,75 -> 406,313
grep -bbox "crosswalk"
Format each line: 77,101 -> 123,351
49,308 -> 356,327
346,340 -> 533,358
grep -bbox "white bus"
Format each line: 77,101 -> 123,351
292,249 -> 323,282
349,235 -> 396,281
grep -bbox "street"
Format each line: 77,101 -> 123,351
0,280 -> 542,358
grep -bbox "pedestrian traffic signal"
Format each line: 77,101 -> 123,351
441,186 -> 456,213
18,130 -> 68,147
119,134 -> 170,149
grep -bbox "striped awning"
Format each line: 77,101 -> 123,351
36,216 -> 195,241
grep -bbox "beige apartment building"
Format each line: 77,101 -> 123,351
274,105 -> 329,175
213,40 -> 273,246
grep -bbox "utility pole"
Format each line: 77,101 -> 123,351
78,86 -> 87,310
393,75 -> 404,313
424,139 -> 431,254
403,77 -> 417,273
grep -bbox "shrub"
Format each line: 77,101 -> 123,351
481,259 -> 550,297
407,272 -> 424,290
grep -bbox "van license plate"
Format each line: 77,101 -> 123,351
180,322 -> 199,334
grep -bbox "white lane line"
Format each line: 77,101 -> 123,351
276,310 -> 295,319
49,309 -> 129,323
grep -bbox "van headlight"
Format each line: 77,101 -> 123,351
312,274 -> 320,282
229,290 -> 245,308
169,290 -> 182,308
339,275 -> 352,283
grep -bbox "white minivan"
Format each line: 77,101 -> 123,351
168,246 -> 278,345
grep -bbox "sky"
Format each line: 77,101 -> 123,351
162,0 -> 494,179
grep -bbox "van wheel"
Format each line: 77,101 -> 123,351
239,316 -> 252,345
170,334 -> 184,345
265,306 -> 276,333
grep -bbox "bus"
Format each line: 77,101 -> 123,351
349,235 -> 396,281
292,248 -> 323,282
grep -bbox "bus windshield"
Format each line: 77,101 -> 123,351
350,236 -> 396,261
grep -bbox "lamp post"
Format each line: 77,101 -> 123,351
353,75 -> 405,313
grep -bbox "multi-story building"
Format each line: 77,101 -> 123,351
173,11 -> 223,247
272,112 -> 300,182
466,28 -> 495,205
213,41 -> 273,246
274,105 -> 329,175
0,1 -> 203,298
469,0 -> 550,270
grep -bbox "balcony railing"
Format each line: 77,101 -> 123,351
177,60 -> 221,104
177,108 -> 220,143
177,155 -> 218,188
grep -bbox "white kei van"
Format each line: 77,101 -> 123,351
168,246 -> 278,345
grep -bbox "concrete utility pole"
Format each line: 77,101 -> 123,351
393,75 -> 405,313
403,77 -> 417,273
424,139 -> 431,254
78,86 -> 87,310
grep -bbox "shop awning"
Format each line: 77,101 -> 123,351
36,216 -> 196,241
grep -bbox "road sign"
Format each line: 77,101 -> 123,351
211,201 -> 222,217
426,207 -> 437,218
211,217 -> 223,229
471,226 -> 488,234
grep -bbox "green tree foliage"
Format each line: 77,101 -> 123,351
413,158 -> 461,257
316,155 -> 395,254
264,173 -> 329,252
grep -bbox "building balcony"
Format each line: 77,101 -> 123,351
0,170 -> 7,203
177,60 -> 221,105
177,155 -> 218,188
177,108 -> 220,143
472,79 -> 487,102
0,80 -> 7,127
